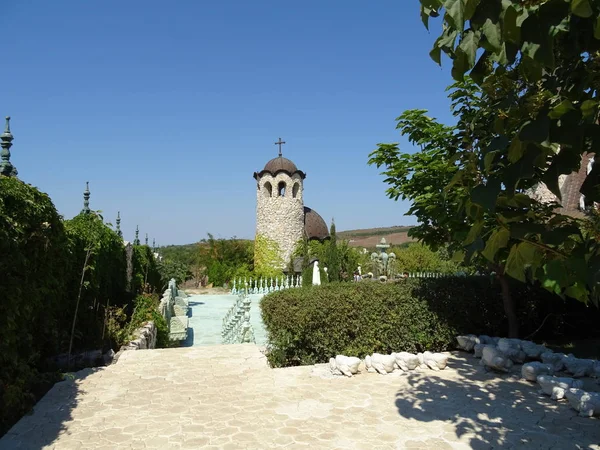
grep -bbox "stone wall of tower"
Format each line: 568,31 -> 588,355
255,172 -> 305,269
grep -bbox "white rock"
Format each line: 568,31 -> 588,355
456,335 -> 479,352
329,355 -> 362,377
563,356 -> 596,378
416,353 -> 428,370
478,335 -> 496,345
474,344 -> 494,358
565,388 -> 600,417
394,352 -> 420,371
541,351 -> 567,372
537,375 -> 584,400
481,346 -> 513,372
497,338 -> 526,363
520,341 -> 548,360
422,351 -> 449,371
521,362 -> 553,382
367,353 -> 395,375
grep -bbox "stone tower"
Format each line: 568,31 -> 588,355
253,148 -> 306,269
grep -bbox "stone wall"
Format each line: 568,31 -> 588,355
255,172 -> 305,268
120,321 -> 157,351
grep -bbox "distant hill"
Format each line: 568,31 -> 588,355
160,226 -> 414,254
337,226 -> 414,249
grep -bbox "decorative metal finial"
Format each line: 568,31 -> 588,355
116,211 -> 122,238
0,116 -> 17,177
152,238 -> 156,251
81,182 -> 91,214
134,225 -> 140,245
274,137 -> 285,157
145,233 -> 148,246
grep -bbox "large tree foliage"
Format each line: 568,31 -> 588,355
414,0 -> 600,305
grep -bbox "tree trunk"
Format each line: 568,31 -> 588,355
498,272 -> 518,338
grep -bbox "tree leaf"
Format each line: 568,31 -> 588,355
503,5 -> 520,44
471,177 -> 501,211
505,242 -> 540,282
595,15 -> 600,39
549,99 -> 575,119
565,282 -> 589,302
571,0 -> 593,18
482,227 -> 510,261
507,137 -> 524,163
458,30 -> 479,68
444,0 -> 466,31
464,220 -> 484,245
482,18 -> 502,51
430,45 -> 442,65
581,99 -> 598,118
464,0 -> 481,20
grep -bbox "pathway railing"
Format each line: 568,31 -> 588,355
222,284 -> 255,344
230,274 -> 301,295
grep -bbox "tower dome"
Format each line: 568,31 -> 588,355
303,207 -> 329,240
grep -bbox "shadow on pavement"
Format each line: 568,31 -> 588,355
394,353 -> 600,449
0,368 -> 98,450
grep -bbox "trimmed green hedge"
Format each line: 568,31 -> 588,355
261,278 -> 600,367
0,177 -> 168,436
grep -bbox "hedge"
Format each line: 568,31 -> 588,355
260,277 -> 600,367
0,177 -> 166,436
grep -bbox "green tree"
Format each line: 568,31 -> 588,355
325,220 -> 341,281
418,0 -> 600,307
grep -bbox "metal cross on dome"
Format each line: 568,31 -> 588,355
274,137 -> 285,157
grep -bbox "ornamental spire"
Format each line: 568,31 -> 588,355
81,182 -> 91,214
116,211 -> 122,238
134,225 -> 140,245
145,233 -> 148,246
0,116 -> 17,177
152,238 -> 156,252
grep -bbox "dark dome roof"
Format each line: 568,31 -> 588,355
253,155 -> 306,180
264,156 -> 298,174
304,206 -> 329,240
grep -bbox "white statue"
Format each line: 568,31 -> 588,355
474,344 -> 495,358
480,346 -> 513,372
565,388 -> 600,417
421,351 -> 449,371
541,352 -> 568,372
456,335 -> 479,352
329,355 -> 362,377
365,353 -> 395,374
312,260 -> 321,286
537,374 -> 584,400
497,338 -> 527,363
521,362 -> 554,382
394,352 -> 420,371
520,340 -> 548,360
563,356 -> 597,378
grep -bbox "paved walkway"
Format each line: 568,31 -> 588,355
185,294 -> 267,346
1,346 -> 599,449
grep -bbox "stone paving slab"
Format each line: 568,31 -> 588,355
1,345 -> 599,449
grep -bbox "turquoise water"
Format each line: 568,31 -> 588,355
183,294 -> 268,346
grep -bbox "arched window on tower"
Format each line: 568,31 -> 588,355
278,181 -> 286,197
264,181 -> 273,198
292,182 -> 299,198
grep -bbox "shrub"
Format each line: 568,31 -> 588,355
0,177 -> 71,436
260,277 -> 600,367
127,294 -> 169,348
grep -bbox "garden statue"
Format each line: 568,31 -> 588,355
329,355 -> 362,377
537,375 -> 583,400
312,260 -> 321,286
370,238 -> 396,279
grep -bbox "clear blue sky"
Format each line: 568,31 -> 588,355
3,1 -> 454,245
